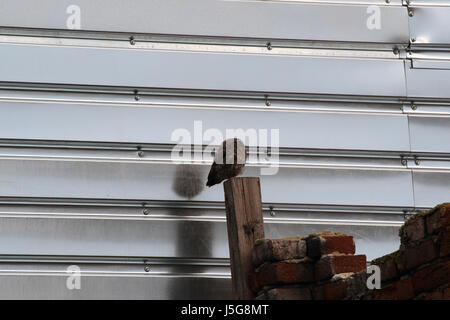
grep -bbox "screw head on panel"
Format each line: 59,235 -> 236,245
401,157 -> 407,166
266,42 -> 272,51
408,9 -> 414,17
144,266 -> 150,272
393,47 -> 399,55
264,95 -> 271,106
134,89 -> 140,101
385,0 -> 390,3
269,206 -> 276,217
129,36 -> 136,45
414,157 -> 420,165
143,208 -> 149,215
138,151 -> 145,158
411,104 -> 417,110
402,210 -> 409,221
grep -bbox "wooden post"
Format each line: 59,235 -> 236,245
223,177 -> 265,300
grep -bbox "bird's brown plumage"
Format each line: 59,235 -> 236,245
206,138 -> 246,187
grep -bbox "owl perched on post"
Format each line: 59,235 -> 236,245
206,138 -> 247,187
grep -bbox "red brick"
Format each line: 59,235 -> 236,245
399,215 -> 425,244
426,203 -> 450,235
373,277 -> 415,300
252,238 -> 306,267
404,238 -> 439,271
253,259 -> 314,291
306,232 -> 355,259
311,272 -> 365,300
315,254 -> 366,281
411,259 -> 450,295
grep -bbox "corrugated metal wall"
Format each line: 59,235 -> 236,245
0,0 -> 449,299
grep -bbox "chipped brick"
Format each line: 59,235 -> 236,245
306,232 -> 355,260
315,254 -> 366,281
252,259 -> 314,291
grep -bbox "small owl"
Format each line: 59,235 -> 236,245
206,138 -> 247,187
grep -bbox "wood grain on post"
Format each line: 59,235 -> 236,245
223,177 -> 265,300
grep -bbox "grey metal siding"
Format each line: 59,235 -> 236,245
0,0 -> 449,299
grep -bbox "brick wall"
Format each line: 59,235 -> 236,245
249,203 -> 450,300
368,203 -> 450,300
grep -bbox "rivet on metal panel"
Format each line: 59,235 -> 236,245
129,36 -> 136,45
264,95 -> 271,106
393,47 -> 399,55
266,42 -> 272,51
137,146 -> 144,158
401,156 -> 407,166
410,38 -> 416,43
269,206 -> 276,217
385,0 -> 390,3
134,89 -> 140,101
144,266 -> 150,272
414,157 -> 420,166
408,9 -> 414,17
142,203 -> 150,215
411,103 -> 417,111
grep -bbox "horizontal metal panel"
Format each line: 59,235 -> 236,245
409,0 -> 450,6
409,115 -> 450,153
0,158 -> 414,206
0,43 -> 407,96
0,211 -> 401,260
0,211 -> 402,299
0,100 -> 410,151
412,170 -> 450,208
0,0 -> 408,43
409,7 -> 450,45
405,60 -> 450,99
411,59 -> 450,70
0,272 -> 231,299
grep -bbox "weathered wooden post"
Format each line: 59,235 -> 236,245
223,177 -> 265,300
